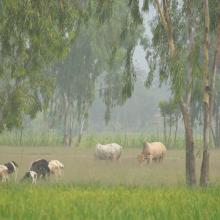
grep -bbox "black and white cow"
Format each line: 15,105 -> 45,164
5,161 -> 18,181
22,159 -> 64,183
29,159 -> 50,180
22,171 -> 38,184
4,161 -> 18,174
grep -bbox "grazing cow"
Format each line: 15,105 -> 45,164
4,161 -> 18,174
138,142 -> 166,164
22,171 -> 38,184
30,159 -> 50,180
95,143 -> 122,161
48,160 -> 64,177
0,165 -> 9,182
1,161 -> 18,182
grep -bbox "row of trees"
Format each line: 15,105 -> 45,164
45,1 -> 143,146
0,0 -> 220,186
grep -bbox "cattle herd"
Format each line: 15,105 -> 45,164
0,141 -> 166,184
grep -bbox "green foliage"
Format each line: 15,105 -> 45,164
143,0 -> 205,102
0,0 -> 78,131
159,99 -> 179,118
46,0 -> 143,133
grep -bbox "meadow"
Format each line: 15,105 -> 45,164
0,138 -> 220,219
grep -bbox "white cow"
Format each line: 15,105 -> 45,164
48,160 -> 64,177
95,143 -> 122,161
0,165 -> 9,182
138,142 -> 166,164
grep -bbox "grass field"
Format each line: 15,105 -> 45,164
1,184 -> 220,220
1,146 -> 220,219
0,146 -> 220,185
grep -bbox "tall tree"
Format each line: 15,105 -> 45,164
47,0 -> 143,146
0,0 -> 78,131
143,0 -> 203,185
200,0 -> 210,186
200,0 -> 220,186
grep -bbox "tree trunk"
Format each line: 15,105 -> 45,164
63,114 -> 69,146
63,95 -> 69,146
163,116 -> 167,146
174,114 -> 178,147
168,115 -> 172,147
217,109 -> 220,147
212,5 -> 220,148
200,0 -> 210,187
180,102 -> 196,186
68,113 -> 73,147
200,100 -> 210,186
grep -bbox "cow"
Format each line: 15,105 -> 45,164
29,159 -> 50,180
138,142 -> 166,164
4,161 -> 18,174
1,161 -> 18,181
22,171 -> 38,184
95,143 -> 122,161
48,160 -> 64,177
0,165 -> 9,182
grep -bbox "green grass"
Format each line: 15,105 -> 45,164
0,129 -> 199,149
0,184 -> 220,220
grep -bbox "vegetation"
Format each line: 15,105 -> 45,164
0,130 -> 205,149
0,0 -> 220,188
0,184 -> 220,220
0,0 -> 78,131
142,0 -> 220,186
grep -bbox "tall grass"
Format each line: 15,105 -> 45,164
0,184 -> 220,220
0,129 -> 206,149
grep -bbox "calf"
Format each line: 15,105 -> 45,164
22,171 -> 38,184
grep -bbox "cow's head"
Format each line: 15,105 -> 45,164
137,153 -> 145,164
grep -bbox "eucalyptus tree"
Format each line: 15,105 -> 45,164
96,0 -> 143,124
0,0 -> 79,131
142,0 -> 204,185
47,0 -> 143,146
141,0 -> 220,186
48,25 -> 98,146
200,0 -> 220,186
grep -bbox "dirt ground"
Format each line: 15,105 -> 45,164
0,146 -> 220,186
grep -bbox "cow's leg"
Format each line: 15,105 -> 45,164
147,155 -> 152,164
2,174 -> 8,183
160,154 -> 164,163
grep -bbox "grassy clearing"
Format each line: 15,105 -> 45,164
1,146 -> 220,186
0,184 -> 220,220
0,146 -> 220,219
